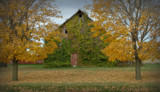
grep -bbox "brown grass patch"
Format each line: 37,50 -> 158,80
0,67 -> 160,85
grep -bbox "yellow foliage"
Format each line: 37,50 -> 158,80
88,0 -> 160,62
0,0 -> 61,63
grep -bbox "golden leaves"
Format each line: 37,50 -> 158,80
91,31 -> 100,37
0,0 -> 61,63
89,0 -> 160,62
102,38 -> 134,62
138,40 -> 160,61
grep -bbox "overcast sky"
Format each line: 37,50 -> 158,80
54,0 -> 93,25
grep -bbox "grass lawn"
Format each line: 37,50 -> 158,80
0,64 -> 160,92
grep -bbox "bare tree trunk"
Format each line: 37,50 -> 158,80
133,43 -> 142,80
12,60 -> 18,81
135,57 -> 142,80
132,36 -> 142,80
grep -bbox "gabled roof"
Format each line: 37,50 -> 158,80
59,9 -> 93,28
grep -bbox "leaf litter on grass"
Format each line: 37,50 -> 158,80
0,67 -> 160,85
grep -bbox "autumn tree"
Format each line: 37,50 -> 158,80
0,0 -> 61,81
88,0 -> 160,80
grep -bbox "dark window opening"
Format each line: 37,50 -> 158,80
79,14 -> 82,17
65,29 -> 67,33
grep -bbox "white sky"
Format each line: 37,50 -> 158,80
52,0 -> 160,41
54,0 -> 93,25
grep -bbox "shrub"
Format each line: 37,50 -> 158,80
44,39 -> 72,68
43,61 -> 70,68
107,60 -> 119,67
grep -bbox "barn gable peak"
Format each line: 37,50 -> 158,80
59,9 -> 92,28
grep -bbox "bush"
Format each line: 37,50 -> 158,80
44,39 -> 72,68
107,60 -> 119,67
43,61 -> 70,68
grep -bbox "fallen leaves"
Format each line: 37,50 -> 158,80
0,67 -> 160,85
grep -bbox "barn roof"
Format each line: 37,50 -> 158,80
59,9 -> 93,28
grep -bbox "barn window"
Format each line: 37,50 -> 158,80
79,14 -> 82,17
65,29 -> 67,33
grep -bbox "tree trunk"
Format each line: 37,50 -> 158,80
135,57 -> 142,80
132,37 -> 142,80
12,60 -> 18,81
